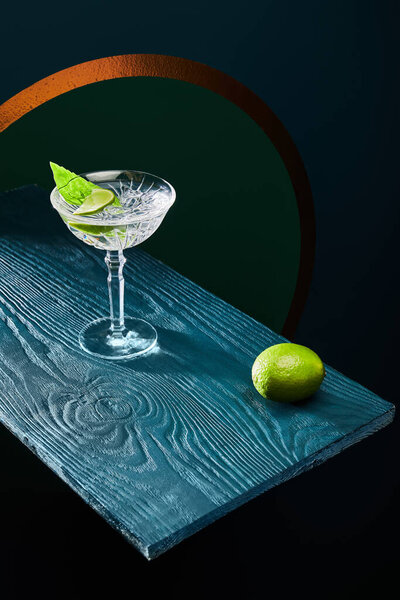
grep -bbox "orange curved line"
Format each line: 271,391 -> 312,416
0,54 -> 315,337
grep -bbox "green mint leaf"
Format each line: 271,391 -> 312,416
50,162 -> 121,207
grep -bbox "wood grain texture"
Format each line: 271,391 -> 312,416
0,186 -> 394,558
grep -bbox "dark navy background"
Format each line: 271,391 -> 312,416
0,1 -> 399,598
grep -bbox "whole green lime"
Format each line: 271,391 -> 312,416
251,343 -> 325,402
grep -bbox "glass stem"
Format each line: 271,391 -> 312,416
105,250 -> 126,334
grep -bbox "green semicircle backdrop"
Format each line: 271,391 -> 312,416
0,76 -> 301,334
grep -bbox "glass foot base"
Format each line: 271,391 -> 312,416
79,317 -> 157,360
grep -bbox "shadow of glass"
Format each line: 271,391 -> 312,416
121,325 -> 251,384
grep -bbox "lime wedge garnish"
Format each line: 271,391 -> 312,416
72,188 -> 116,216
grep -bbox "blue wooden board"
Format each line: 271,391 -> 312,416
0,186 -> 395,559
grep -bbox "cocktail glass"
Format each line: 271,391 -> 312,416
50,169 -> 176,360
